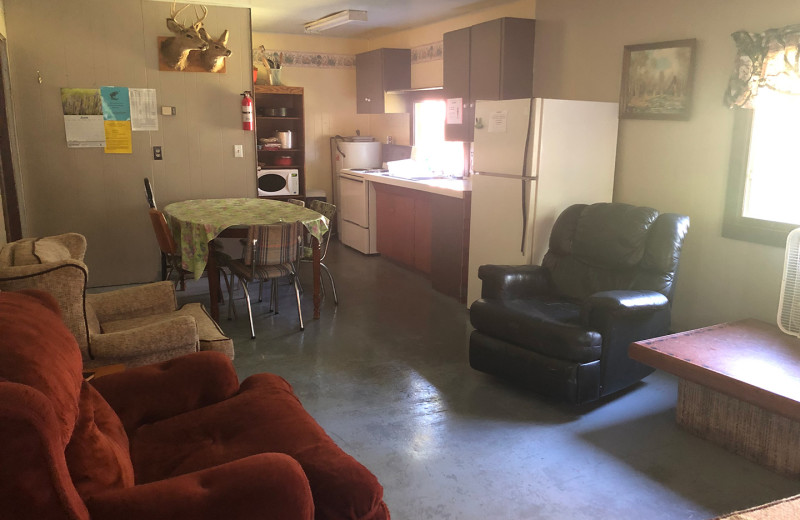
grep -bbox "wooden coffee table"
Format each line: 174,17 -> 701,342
629,319 -> 800,477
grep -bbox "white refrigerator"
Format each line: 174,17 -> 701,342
467,98 -> 619,306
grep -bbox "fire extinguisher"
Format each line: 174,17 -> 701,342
241,91 -> 253,131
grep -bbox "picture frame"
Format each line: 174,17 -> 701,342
619,39 -> 697,120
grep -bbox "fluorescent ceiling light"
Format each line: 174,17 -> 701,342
304,10 -> 367,33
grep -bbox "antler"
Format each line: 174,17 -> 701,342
192,5 -> 208,29
169,1 -> 190,24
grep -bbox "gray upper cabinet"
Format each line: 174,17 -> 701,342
356,48 -> 411,114
443,27 -> 472,142
444,17 -> 535,141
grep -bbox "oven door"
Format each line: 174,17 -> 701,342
339,172 -> 369,227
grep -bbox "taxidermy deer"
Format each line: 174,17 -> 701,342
160,2 -> 209,71
199,27 -> 232,73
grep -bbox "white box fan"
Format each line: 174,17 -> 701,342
778,227 -> 800,335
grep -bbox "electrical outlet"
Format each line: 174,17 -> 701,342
234,145 -> 243,158
153,146 -> 163,160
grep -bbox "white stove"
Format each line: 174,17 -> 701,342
330,138 -> 383,255
338,169 -> 379,254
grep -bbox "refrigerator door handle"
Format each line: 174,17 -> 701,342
474,171 -> 537,181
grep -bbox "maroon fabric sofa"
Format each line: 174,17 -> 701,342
0,289 -> 390,520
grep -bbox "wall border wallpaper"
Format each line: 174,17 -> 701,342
411,41 -> 443,64
253,41 -> 443,70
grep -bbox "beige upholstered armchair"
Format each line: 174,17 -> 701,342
0,233 -> 233,368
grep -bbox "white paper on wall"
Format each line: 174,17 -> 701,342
129,88 -> 158,131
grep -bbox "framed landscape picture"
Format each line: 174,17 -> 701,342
619,39 -> 697,120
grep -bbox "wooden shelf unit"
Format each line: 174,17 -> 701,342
254,85 -> 306,199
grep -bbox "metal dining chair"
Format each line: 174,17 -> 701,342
300,200 -> 337,304
144,177 -> 157,209
256,197 -> 304,300
227,221 -> 303,337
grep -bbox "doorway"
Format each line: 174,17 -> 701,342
0,36 -> 21,243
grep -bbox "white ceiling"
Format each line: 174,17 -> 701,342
165,0 -> 518,38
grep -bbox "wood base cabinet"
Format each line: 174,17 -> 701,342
374,183 -> 470,301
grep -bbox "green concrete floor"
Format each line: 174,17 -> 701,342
174,239 -> 800,520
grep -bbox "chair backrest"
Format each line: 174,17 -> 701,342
0,234 -> 91,357
148,209 -> 178,256
287,198 -> 305,207
244,221 -> 300,267
309,200 -> 335,222
0,290 -> 134,518
542,203 -> 690,302
144,178 -> 156,209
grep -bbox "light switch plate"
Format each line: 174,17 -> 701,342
234,145 -> 243,158
161,106 -> 176,116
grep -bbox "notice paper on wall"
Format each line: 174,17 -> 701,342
129,88 -> 158,131
100,87 -> 132,154
101,86 -> 131,121
104,120 -> 133,154
61,88 -> 105,148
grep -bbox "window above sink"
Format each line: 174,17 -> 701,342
412,98 -> 467,178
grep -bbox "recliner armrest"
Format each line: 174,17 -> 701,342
88,315 -> 199,361
583,290 -> 669,319
91,351 -> 240,433
477,264 -> 552,301
86,453 -> 314,520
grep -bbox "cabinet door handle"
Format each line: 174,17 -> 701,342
365,97 -> 371,102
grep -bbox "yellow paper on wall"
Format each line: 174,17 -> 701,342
103,120 -> 132,154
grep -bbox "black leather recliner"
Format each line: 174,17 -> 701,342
469,203 -> 690,404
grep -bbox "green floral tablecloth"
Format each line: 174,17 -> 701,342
164,198 -> 330,279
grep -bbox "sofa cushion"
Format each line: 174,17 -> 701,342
470,297 -> 602,363
64,382 -> 134,500
0,290 -> 84,446
130,373 -> 387,520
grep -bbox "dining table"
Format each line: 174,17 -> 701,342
163,198 -> 330,323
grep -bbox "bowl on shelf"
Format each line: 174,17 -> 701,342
264,107 -> 290,116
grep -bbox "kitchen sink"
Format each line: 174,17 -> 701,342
382,174 -> 466,181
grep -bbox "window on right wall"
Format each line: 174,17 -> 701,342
723,24 -> 800,246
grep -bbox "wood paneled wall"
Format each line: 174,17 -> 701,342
4,0 -> 254,286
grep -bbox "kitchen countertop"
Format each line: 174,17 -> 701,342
344,170 -> 472,199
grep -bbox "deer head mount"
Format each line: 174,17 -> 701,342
199,27 -> 231,73
160,2 -> 208,71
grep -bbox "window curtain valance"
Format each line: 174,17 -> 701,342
725,24 -> 800,108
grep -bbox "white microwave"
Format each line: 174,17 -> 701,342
257,169 -> 299,196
